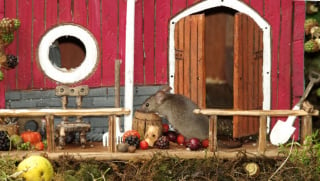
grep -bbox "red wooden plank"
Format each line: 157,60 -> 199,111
293,1 -> 305,42
143,0 -> 155,84
155,0 -> 170,84
32,0 -> 45,89
119,0 -> 127,86
291,1 -> 305,141
4,0 -> 17,90
187,0 -> 201,7
44,0 -> 58,88
292,2 -> 305,98
0,0 -> 4,109
278,0 -> 292,110
73,0 -> 87,26
81,0 -> 102,86
134,0 -> 144,84
249,0 -> 264,16
171,0 -> 186,17
17,0 -> 33,89
58,0 -> 72,23
101,0 -> 117,86
0,0 -> 4,16
0,0 -> 4,108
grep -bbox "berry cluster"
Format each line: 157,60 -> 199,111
0,18 -> 20,33
0,131 -> 10,151
5,54 -> 18,69
0,18 -> 20,44
124,135 -> 140,148
155,136 -> 170,149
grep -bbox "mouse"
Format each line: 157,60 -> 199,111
140,86 -> 209,140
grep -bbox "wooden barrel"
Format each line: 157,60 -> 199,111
132,111 -> 162,140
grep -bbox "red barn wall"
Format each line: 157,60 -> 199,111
0,0 -> 305,113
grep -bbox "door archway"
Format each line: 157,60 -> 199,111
168,0 -> 271,138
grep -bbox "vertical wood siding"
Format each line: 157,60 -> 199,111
0,0 -> 305,116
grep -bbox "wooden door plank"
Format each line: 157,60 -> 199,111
183,16 -> 191,98
197,14 -> 206,109
190,15 -> 199,104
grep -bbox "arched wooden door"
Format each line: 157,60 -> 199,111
233,13 -> 263,138
174,12 -> 263,138
174,14 -> 206,109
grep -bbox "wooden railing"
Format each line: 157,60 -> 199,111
0,108 -> 130,152
194,109 -> 319,154
0,108 -> 318,155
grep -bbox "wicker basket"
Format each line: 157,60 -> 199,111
0,124 -> 19,136
132,111 -> 162,140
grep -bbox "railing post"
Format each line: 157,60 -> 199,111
108,115 -> 116,152
46,114 -> 55,152
209,115 -> 217,152
258,115 -> 267,154
301,115 -> 312,144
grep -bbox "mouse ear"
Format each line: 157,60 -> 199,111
160,85 -> 172,92
155,91 -> 167,104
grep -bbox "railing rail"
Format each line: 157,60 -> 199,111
0,108 -> 130,152
194,109 -> 318,154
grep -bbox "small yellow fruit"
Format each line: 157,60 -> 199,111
17,155 -> 54,181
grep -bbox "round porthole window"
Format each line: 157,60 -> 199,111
38,24 -> 99,84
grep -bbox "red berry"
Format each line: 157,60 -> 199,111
139,140 -> 149,150
177,134 -> 185,145
201,139 -> 209,148
166,131 -> 178,142
162,124 -> 169,133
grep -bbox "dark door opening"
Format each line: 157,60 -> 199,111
205,8 -> 235,109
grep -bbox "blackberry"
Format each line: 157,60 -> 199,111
124,135 -> 140,148
155,136 -> 170,149
5,54 -> 18,69
0,131 -> 10,151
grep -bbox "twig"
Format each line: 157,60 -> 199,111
268,138 -> 295,180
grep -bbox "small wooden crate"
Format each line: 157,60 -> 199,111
132,111 -> 162,140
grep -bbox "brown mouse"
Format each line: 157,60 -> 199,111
140,86 -> 209,140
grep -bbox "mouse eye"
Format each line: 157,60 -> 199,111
146,103 -> 149,107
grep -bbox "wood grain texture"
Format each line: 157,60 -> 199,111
17,0 -> 33,89
155,0 -> 170,84
143,0 -> 156,84
101,0 -> 117,86
32,0 -> 45,88
134,0 -> 144,84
